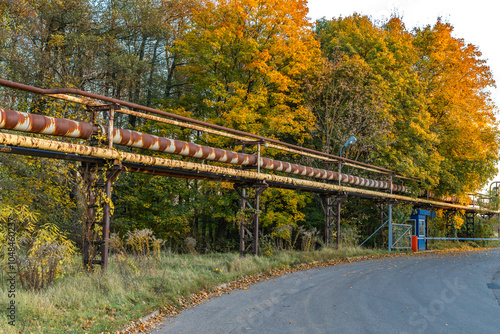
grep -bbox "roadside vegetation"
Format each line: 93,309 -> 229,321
1,240 -> 390,334
427,240 -> 500,250
1,222 -> 498,333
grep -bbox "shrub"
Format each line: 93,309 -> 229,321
0,205 -> 76,290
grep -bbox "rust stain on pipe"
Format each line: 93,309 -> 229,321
0,108 -> 93,138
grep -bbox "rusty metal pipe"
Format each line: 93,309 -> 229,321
0,108 -> 94,138
0,107 -> 407,192
43,93 -> 416,179
1,79 -> 417,180
0,132 -> 493,213
114,109 -> 415,180
104,105 -> 407,177
0,78 -> 401,174
104,126 -> 407,192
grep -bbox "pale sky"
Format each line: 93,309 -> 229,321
307,0 -> 500,192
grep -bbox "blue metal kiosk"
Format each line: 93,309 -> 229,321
409,209 -> 435,250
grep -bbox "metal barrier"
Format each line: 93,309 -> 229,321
391,224 -> 412,249
425,237 -> 500,241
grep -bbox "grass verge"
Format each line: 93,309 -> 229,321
0,247 -> 388,333
427,239 -> 500,250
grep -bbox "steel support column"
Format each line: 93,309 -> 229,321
102,165 -> 121,270
321,195 -> 346,249
320,195 -> 333,247
379,203 -> 385,247
81,161 -> 121,270
388,203 -> 393,251
81,162 -> 96,270
239,188 -> 246,255
253,184 -> 266,255
82,103 -> 122,270
234,182 -> 268,256
465,212 -> 475,238
337,201 -> 342,249
444,210 -> 456,238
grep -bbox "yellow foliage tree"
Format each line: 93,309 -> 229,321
0,205 -> 77,290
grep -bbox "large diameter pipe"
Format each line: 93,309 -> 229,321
0,132 -> 494,213
107,126 -> 257,166
41,91 -> 415,179
98,108 -> 403,177
0,108 -> 93,138
0,107 -> 407,192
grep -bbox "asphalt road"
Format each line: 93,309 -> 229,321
153,249 -> 500,334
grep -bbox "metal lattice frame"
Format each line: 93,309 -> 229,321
81,104 -> 122,270
391,223 -> 412,249
445,210 -> 456,238
81,161 -> 121,270
321,195 -> 347,249
234,182 -> 268,256
320,195 -> 334,247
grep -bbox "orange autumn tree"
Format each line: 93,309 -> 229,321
175,0 -> 321,244
176,0 -> 320,144
414,19 -> 500,195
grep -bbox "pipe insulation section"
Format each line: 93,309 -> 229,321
0,107 -> 406,192
0,108 -> 94,138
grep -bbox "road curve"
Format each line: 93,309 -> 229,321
152,249 -> 500,334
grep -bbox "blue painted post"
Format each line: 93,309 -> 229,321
388,204 -> 393,251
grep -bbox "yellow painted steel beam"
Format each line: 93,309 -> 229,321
0,132 -> 494,214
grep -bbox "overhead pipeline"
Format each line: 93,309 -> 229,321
0,131 -> 492,213
0,78 -> 398,174
0,107 -> 406,193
